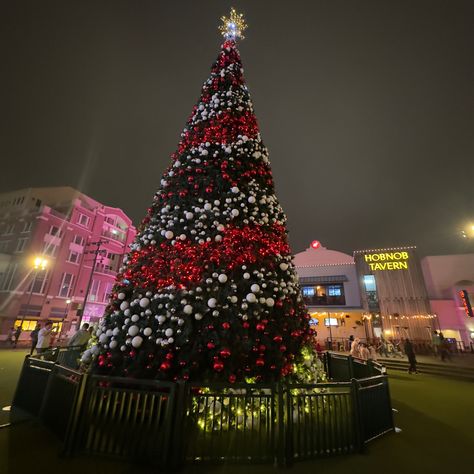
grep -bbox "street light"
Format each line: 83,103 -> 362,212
19,256 -> 49,329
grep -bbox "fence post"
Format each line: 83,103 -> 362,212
61,372 -> 89,456
284,383 -> 294,467
350,378 -> 364,453
11,356 -> 30,409
168,381 -> 187,471
383,376 -> 396,431
275,382 -> 285,467
325,351 -> 332,379
348,356 -> 354,379
367,358 -> 373,377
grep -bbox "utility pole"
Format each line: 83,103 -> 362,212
77,238 -> 109,328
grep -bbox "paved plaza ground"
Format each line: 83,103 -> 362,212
1,349 -> 473,473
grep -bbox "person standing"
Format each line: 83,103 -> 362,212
68,323 -> 91,349
29,323 -> 40,355
350,337 -> 361,358
36,321 -> 53,354
13,326 -> 22,348
404,338 -> 418,374
359,343 -> 370,360
432,330 -> 441,357
368,344 -> 378,361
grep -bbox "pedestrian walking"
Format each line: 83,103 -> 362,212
404,338 -> 418,374
30,323 -> 40,355
36,321 -> 53,354
68,323 -> 91,348
13,326 -> 22,348
7,327 -> 15,347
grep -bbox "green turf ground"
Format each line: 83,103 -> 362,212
0,350 -> 472,474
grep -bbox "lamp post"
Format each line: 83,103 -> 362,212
20,256 -> 48,329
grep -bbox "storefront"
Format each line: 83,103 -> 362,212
294,241 -> 438,346
294,241 -> 367,348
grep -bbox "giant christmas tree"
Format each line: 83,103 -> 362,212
91,9 -> 312,382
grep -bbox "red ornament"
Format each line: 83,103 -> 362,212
229,374 -> 236,383
256,358 -> 265,367
219,348 -> 231,358
160,361 -> 171,371
213,360 -> 224,372
222,322 -> 230,330
207,342 -> 216,350
273,335 -> 283,343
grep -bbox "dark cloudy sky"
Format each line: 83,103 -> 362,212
1,0 -> 473,256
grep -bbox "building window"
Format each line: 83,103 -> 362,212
301,283 -> 346,306
22,221 -> 33,233
48,225 -> 62,237
88,280 -> 101,302
42,242 -> 58,257
363,275 -> 379,311
1,263 -> 18,290
0,240 -> 10,252
15,238 -> 28,253
73,235 -> 85,246
102,282 -> 113,302
28,270 -> 49,294
3,224 -> 14,235
14,319 -> 38,331
67,250 -> 80,264
59,273 -> 75,298
78,214 -> 90,227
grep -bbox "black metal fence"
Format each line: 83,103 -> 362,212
12,351 -> 393,469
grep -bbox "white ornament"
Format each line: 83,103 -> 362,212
131,336 -> 143,348
251,284 -> 260,293
195,313 -> 203,320
231,209 -> 239,217
143,327 -> 152,337
81,350 -> 92,363
165,230 -> 174,239
118,292 -> 126,300
243,273 -> 250,279
99,334 -> 108,343
208,298 -> 217,308
248,196 -> 256,204
139,297 -> 150,308
109,340 -> 118,349
231,186 -> 239,194
185,212 -> 194,220
266,298 -> 275,307
183,304 -> 193,315
165,328 -> 174,337
230,295 -> 238,303
128,325 -> 140,337
157,315 -> 166,324
218,274 -> 228,283
131,314 -> 139,322
120,301 -> 129,311
246,293 -> 257,303
279,263 -> 289,271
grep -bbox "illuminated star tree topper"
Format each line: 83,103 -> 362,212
219,7 -> 247,40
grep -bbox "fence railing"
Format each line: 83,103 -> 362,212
12,351 -> 393,469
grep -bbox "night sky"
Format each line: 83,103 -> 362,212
1,0 -> 473,256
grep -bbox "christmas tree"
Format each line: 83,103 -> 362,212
90,9 -> 313,382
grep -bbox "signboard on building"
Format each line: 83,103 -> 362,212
364,251 -> 409,271
459,290 -> 474,318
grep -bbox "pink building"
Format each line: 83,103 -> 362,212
0,187 -> 136,341
421,254 -> 474,348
